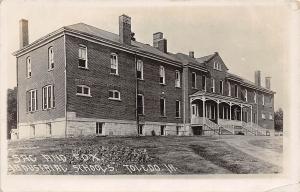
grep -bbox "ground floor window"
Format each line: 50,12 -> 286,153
176,126 -> 180,135
96,122 -> 103,135
46,123 -> 52,136
31,124 -> 35,137
160,125 -> 165,136
138,124 -> 143,135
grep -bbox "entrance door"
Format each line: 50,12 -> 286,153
192,126 -> 203,136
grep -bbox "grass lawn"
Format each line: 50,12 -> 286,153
7,135 -> 282,175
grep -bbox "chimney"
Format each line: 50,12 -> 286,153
119,14 -> 131,45
153,32 -> 167,53
189,51 -> 194,58
265,77 -> 271,89
19,19 -> 29,48
254,70 -> 261,86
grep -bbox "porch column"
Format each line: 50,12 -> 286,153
240,104 -> 243,123
217,100 -> 220,124
202,96 -> 206,126
229,102 -> 232,120
250,105 -> 253,126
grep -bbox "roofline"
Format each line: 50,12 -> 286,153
12,27 -> 182,67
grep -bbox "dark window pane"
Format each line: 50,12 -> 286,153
137,95 -> 143,114
111,68 -> 116,74
109,91 -> 113,98
84,87 -> 89,95
160,98 -> 165,116
114,92 -> 119,98
77,86 -> 82,94
160,77 -> 164,84
79,59 -> 86,68
137,71 -> 142,79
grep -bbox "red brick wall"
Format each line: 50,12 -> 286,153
17,36 -> 66,123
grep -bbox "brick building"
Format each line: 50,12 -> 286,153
13,15 -> 275,139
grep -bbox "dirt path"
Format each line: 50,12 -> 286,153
220,136 -> 282,167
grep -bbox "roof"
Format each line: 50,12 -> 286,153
196,54 -> 216,64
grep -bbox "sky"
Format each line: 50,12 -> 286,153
1,0 -> 291,111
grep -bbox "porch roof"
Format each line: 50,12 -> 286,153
190,90 -> 252,107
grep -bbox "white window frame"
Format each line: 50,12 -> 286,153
76,85 -> 91,97
262,94 -> 265,106
175,70 -> 181,88
48,46 -> 54,70
227,81 -> 231,96
96,122 -> 104,135
220,80 -> 223,95
110,53 -> 118,75
108,90 -> 121,101
211,78 -> 215,93
254,92 -> 257,103
159,66 -> 166,84
160,97 -> 166,116
42,85 -> 55,110
78,45 -> 88,69
26,56 -> 31,78
245,89 -> 248,102
192,72 -> 197,89
262,113 -> 266,119
136,60 -> 143,80
235,84 -> 239,98
27,89 -> 37,112
137,94 -> 144,115
269,114 -> 273,120
176,100 -> 181,118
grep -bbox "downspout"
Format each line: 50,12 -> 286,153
63,34 -> 67,138
134,52 -> 139,136
16,57 -> 19,139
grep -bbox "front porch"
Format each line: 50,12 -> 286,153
189,91 -> 269,136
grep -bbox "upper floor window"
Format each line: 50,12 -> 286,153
262,113 -> 266,119
176,100 -> 181,118
136,60 -> 143,79
27,89 -> 37,112
78,45 -> 87,69
213,61 -> 221,71
160,97 -> 166,116
26,56 -> 31,78
42,85 -> 55,110
192,72 -> 197,89
48,47 -> 54,70
110,53 -> 118,75
109,90 -> 121,100
211,78 -> 215,93
137,94 -> 144,115
76,85 -> 91,97
159,66 -> 165,84
254,92 -> 257,103
202,75 -> 206,91
244,89 -> 248,102
175,70 -> 181,88
227,81 -> 231,96
269,114 -> 273,120
220,81 -> 223,95
262,94 -> 265,105
234,84 -> 238,98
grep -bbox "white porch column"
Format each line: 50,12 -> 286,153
229,102 -> 232,120
250,105 -> 253,126
217,100 -> 220,123
202,96 -> 206,126
240,104 -> 243,123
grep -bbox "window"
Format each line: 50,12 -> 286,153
31,125 -> 35,137
262,113 -> 266,119
78,45 -> 87,68
191,104 -> 198,116
46,123 -> 52,136
109,90 -> 121,100
160,97 -> 166,116
213,62 -> 221,70
26,57 -> 31,78
27,89 -> 37,112
234,84 -> 238,98
202,75 -> 206,91
175,70 -> 181,88
220,81 -> 223,94
192,72 -> 197,89
137,60 -> 143,79
159,66 -> 165,84
138,124 -> 143,135
48,47 -> 54,70
160,125 -> 165,136
96,122 -> 103,135
211,78 -> 215,93
110,53 -> 118,74
245,89 -> 248,102
76,85 -> 91,97
176,100 -> 181,118
269,114 -> 273,120
176,126 -> 180,135
43,85 -> 55,110
227,82 -> 231,96
254,92 -> 257,103
137,94 -> 144,115
262,94 -> 265,105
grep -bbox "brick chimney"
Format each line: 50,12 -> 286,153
254,70 -> 261,87
265,77 -> 271,89
153,32 -> 167,53
19,19 -> 29,48
189,51 -> 194,58
119,14 -> 131,45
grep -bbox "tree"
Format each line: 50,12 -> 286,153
7,87 -> 17,139
274,108 -> 283,132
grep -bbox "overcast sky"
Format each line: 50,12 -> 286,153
1,1 -> 291,110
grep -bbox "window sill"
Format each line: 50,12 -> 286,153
48,68 -> 54,72
160,116 -> 167,118
137,78 -> 144,81
175,86 -> 181,89
26,76 -> 32,79
76,93 -> 92,97
138,114 -> 145,116
78,66 -> 89,70
110,73 -> 119,76
192,87 -> 197,90
42,107 -> 55,111
27,110 -> 38,114
159,83 -> 166,86
109,98 -> 121,101
175,117 -> 182,119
